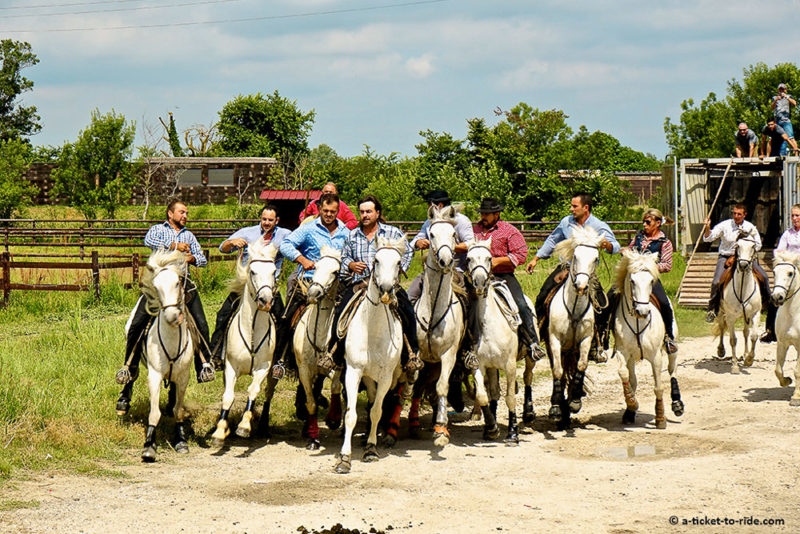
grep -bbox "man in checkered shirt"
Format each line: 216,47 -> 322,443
115,200 -> 215,416
320,194 -> 423,374
464,197 -> 545,366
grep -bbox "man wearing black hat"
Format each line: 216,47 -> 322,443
407,189 -> 474,301
466,197 -> 545,363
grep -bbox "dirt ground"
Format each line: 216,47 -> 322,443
3,335 -> 800,534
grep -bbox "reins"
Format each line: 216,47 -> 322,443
772,262 -> 800,302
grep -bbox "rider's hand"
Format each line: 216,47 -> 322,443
415,238 -> 430,250
173,242 -> 190,253
525,256 -> 538,274
349,261 -> 367,274
229,238 -> 247,249
725,256 -> 735,268
298,257 -> 315,271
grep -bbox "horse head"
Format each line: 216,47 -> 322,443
771,250 -> 800,306
466,238 -> 493,296
616,250 -> 659,318
426,204 -> 458,271
373,236 -> 406,303
555,225 -> 602,296
307,246 -> 342,304
144,250 -> 187,326
734,237 -> 757,271
243,240 -> 279,311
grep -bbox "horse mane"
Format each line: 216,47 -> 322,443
553,225 -> 602,264
773,249 -> 800,267
376,235 -> 407,254
140,250 -> 187,315
467,236 -> 492,250
319,244 -> 343,261
229,239 -> 279,295
614,250 -> 660,289
428,204 -> 459,225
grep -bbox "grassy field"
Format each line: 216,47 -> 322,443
0,249 -> 713,491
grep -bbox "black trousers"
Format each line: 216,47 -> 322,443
210,290 -> 285,358
538,265 -> 607,338
599,280 -> 675,342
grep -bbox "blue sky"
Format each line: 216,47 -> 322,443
6,0 -> 800,159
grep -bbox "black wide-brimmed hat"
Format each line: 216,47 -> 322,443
427,189 -> 451,204
477,197 -> 504,213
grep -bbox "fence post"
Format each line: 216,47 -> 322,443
79,229 -> 85,259
132,252 -> 140,286
1,251 -> 10,307
91,250 -> 100,301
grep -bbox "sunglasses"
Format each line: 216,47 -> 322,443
642,219 -> 654,225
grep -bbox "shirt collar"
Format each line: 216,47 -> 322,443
162,220 -> 184,234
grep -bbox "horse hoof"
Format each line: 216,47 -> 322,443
504,433 -> 519,445
622,409 -> 636,424
483,425 -> 500,440
523,405 -> 535,424
174,441 -> 189,454
731,365 -> 741,375
568,399 -> 582,414
335,455 -> 351,474
655,418 -> 667,430
790,398 -> 800,407
409,423 -> 421,440
671,400 -> 685,416
433,426 -> 449,447
548,405 -> 562,422
235,426 -> 251,439
115,396 -> 130,417
307,439 -> 321,451
362,448 -> 379,463
141,445 -> 157,462
381,433 -> 397,449
325,417 -> 341,430
743,354 -> 754,367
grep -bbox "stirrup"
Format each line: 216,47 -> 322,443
317,352 -> 336,374
705,310 -> 716,323
197,363 -> 216,383
115,365 -> 137,385
272,360 -> 286,380
211,354 -> 224,371
665,338 -> 678,354
463,350 -> 479,371
529,342 -> 546,362
404,353 -> 424,372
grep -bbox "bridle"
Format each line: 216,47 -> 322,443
364,246 -> 402,306
306,254 -> 342,297
465,244 -> 492,295
772,262 -> 800,303
428,221 -> 455,273
247,258 -> 277,311
304,254 -> 341,356
568,243 -> 599,287
620,269 -> 654,361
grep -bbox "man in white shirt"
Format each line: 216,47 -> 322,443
703,203 -> 775,341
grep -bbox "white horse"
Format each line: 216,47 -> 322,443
292,246 -> 343,449
611,251 -> 684,429
211,240 -> 278,445
465,238 -> 520,443
412,205 -> 465,446
713,237 -> 761,373
335,237 -> 406,474
769,250 -> 800,406
136,250 -> 196,462
544,225 -> 603,429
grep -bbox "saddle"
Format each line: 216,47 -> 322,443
718,254 -> 766,292
537,267 -> 569,334
336,284 -> 369,339
489,279 -> 523,329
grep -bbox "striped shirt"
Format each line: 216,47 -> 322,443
220,224 -> 291,268
628,231 -> 673,273
144,221 -> 206,267
410,212 -> 474,272
341,222 -> 413,283
279,217 -> 350,278
473,219 -> 528,274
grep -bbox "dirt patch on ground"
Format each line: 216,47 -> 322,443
2,335 -> 800,533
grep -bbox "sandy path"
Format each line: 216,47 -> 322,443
3,336 -> 800,533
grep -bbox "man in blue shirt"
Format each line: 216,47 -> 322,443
209,204 -> 291,373
277,193 -> 350,373
115,200 -> 215,416
526,193 -> 619,359
320,194 -> 422,373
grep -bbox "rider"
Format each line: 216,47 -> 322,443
407,189 -> 474,302
277,193 -> 351,370
464,197 -> 545,366
321,194 -> 423,374
601,208 -> 678,354
115,200 -> 215,415
703,203 -> 776,342
298,182 -> 358,230
526,193 -> 620,360
209,204 -> 291,376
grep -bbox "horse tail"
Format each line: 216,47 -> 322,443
711,314 -> 724,337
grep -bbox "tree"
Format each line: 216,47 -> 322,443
664,62 -> 800,159
52,110 -> 136,219
0,39 -> 41,141
216,90 -> 315,158
0,138 -> 37,219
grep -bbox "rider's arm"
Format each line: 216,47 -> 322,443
219,227 -> 248,254
536,218 -> 568,259
186,232 -> 207,267
749,223 -> 763,251
657,240 -> 673,273
279,226 -> 307,263
599,224 -> 621,254
703,222 -> 723,243
507,228 -> 528,267
409,220 -> 430,249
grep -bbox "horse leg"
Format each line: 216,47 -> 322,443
744,317 -> 757,367
211,362 -> 237,446
433,351 -> 457,447
729,323 -> 741,374
522,358 -> 535,424
172,376 -> 189,454
652,351 -> 666,429
617,351 -> 637,425
236,367 -> 268,438
504,356 -> 519,444
164,382 -> 177,418
298,364 -> 320,450
568,369 -> 586,414
365,378 -> 392,462
791,343 -> 800,407
257,375 -> 279,438
326,369 -> 343,430
381,383 -> 404,448
336,366 -> 362,474
142,369 -> 162,462
667,351 -> 684,416
548,337 -> 564,423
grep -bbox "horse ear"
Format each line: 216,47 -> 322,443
443,205 -> 456,220
466,239 -> 477,249
427,205 -> 437,220
484,236 -> 492,248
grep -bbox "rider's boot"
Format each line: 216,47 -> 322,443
706,284 -> 721,323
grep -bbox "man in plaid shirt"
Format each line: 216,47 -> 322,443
321,194 -> 422,374
465,197 -> 545,366
115,200 -> 215,416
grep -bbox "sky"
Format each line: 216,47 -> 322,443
5,0 -> 800,160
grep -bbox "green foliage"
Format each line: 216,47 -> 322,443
51,110 -> 136,219
0,138 -> 37,219
664,62 -> 800,159
216,90 -> 315,158
167,112 -> 183,157
0,39 -> 41,141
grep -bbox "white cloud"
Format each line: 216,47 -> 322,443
405,54 -> 434,78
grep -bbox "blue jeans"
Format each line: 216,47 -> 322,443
779,121 -> 794,155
